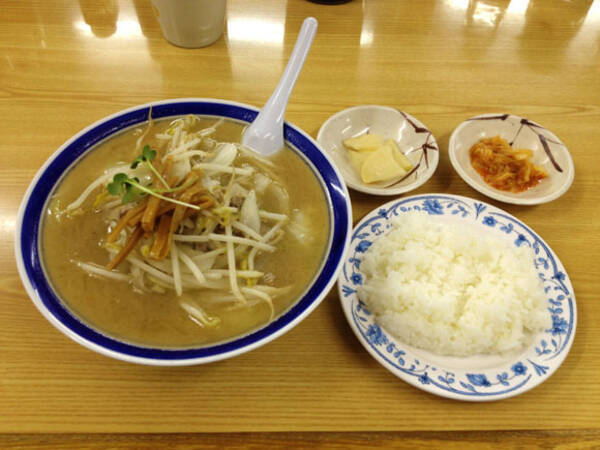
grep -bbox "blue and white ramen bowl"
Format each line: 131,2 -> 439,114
15,98 -> 352,366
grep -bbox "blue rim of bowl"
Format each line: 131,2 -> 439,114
15,98 -> 351,364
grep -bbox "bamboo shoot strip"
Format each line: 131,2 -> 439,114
106,226 -> 144,270
107,200 -> 148,243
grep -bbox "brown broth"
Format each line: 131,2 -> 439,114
41,118 -> 330,348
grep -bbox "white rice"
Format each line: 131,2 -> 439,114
358,211 -> 550,356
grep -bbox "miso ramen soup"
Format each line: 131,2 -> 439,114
42,116 -> 330,348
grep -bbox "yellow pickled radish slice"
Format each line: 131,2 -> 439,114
343,133 -> 383,152
348,150 -> 371,173
385,139 -> 414,171
361,144 -> 407,183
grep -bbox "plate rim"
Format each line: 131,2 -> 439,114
448,113 -> 575,205
338,193 -> 577,401
317,105 -> 439,196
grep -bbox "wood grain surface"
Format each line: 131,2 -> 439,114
1,0 -> 599,446
1,430 -> 600,449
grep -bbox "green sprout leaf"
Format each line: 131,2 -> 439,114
107,173 -> 128,196
122,177 -> 145,204
130,145 -> 169,189
131,145 -> 157,169
107,147 -> 200,210
106,172 -> 200,210
107,174 -> 145,204
143,145 -> 156,161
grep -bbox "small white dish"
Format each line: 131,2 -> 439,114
317,105 -> 439,195
449,114 -> 574,205
339,194 -> 576,401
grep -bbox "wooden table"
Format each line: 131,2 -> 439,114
2,0 -> 599,447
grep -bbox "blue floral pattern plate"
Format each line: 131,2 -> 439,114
338,194 -> 576,401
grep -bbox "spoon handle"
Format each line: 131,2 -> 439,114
256,17 -> 318,128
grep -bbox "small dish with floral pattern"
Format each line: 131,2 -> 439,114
317,105 -> 439,195
449,114 -> 574,205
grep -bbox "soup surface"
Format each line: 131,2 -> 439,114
42,117 -> 329,348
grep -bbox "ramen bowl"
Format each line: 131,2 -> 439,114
15,98 -> 352,366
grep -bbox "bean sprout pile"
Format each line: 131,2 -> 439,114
63,116 -> 305,328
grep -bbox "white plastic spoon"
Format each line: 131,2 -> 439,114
242,17 -> 318,156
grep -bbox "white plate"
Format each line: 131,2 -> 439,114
449,114 -> 574,205
317,105 -> 439,195
338,194 -> 576,401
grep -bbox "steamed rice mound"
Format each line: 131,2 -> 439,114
358,211 -> 550,356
